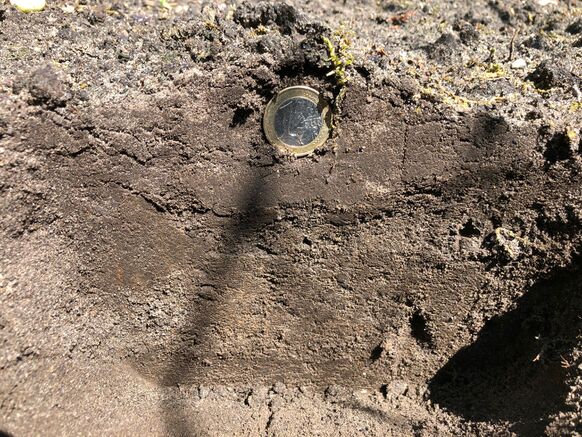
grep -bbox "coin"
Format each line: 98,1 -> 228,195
263,86 -> 332,156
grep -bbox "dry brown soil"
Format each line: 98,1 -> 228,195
1,0 -> 581,435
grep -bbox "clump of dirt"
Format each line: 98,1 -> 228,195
0,0 -> 581,436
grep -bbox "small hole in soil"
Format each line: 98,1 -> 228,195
370,344 -> 383,361
459,219 -> 481,237
410,310 -> 432,346
544,132 -> 572,163
230,107 -> 253,127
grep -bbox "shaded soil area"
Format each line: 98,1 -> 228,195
1,0 -> 581,435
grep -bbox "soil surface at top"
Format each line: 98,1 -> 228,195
1,0 -> 581,436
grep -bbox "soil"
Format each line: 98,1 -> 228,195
1,0 -> 581,436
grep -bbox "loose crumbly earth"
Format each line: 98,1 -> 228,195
1,0 -> 581,435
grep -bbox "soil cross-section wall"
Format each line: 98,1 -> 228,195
1,0 -> 581,436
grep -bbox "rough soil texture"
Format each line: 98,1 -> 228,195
1,0 -> 582,435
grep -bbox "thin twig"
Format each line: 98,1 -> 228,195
506,28 -> 519,62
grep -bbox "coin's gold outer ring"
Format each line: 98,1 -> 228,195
263,86 -> 332,157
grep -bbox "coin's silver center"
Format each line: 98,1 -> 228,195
274,97 -> 323,147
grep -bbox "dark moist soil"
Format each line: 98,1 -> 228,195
1,0 -> 581,436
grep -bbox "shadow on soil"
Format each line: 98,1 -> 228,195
429,249 -> 582,436
158,108 -> 574,435
161,167 -> 275,436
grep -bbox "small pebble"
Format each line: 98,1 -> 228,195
511,59 -> 527,70
10,0 -> 45,12
271,382 -> 286,394
381,380 -> 409,400
198,386 -> 210,400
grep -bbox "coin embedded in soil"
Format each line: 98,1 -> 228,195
263,86 -> 332,156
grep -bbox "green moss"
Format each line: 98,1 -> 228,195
494,227 -> 531,259
321,26 -> 355,130
484,63 -> 505,79
322,27 -> 354,88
